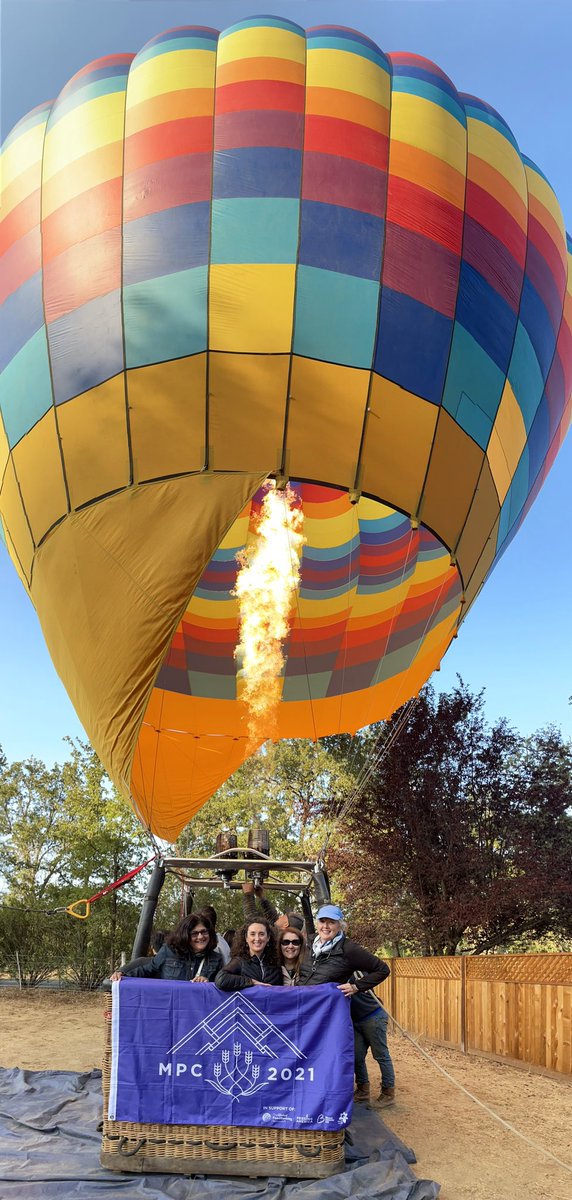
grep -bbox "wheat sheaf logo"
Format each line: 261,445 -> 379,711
209,1042 -> 267,1098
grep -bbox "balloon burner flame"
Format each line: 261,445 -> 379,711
233,481 -> 305,748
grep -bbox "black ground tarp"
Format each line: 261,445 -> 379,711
0,1067 -> 440,1198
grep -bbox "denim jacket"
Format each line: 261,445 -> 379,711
122,944 -> 222,982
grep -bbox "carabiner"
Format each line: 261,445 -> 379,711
66,898 -> 91,920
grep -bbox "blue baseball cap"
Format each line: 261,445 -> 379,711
316,904 -> 344,921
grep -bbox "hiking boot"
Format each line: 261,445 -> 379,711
370,1087 -> 395,1109
353,1082 -> 371,1102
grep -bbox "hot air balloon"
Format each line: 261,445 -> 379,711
1,19 -> 571,843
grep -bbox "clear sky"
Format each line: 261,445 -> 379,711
1,0 -> 571,767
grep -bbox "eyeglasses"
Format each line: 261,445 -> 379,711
282,939 -> 302,947
191,929 -> 209,937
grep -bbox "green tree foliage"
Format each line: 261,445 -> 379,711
1,680 -> 570,980
59,739 -> 153,970
0,756 -> 71,901
0,742 -> 152,984
0,909 -> 67,987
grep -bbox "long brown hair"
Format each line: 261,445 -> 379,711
166,913 -> 217,956
231,918 -> 279,965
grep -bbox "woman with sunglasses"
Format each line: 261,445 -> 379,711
214,917 -> 282,990
110,913 -> 222,983
277,925 -> 305,985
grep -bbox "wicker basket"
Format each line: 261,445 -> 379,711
100,995 -> 345,1178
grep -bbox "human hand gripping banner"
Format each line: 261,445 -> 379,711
108,980 -> 354,1131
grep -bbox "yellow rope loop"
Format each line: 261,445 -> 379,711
65,899 -> 91,920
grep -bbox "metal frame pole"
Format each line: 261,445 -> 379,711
131,863 -> 166,959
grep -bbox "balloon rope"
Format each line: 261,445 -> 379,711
357,520 -> 417,737
336,517 -> 418,793
146,689 -> 166,839
390,1014 -> 572,1178
322,559 -> 454,852
0,855 -> 158,920
319,517 -> 418,848
335,499 -> 360,738
321,696 -> 419,855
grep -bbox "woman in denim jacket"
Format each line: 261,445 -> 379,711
111,913 -> 222,982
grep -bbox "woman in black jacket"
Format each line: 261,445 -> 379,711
298,904 -> 390,994
111,913 -> 222,983
297,903 -> 395,1108
214,918 -> 282,991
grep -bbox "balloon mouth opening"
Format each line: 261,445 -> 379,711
150,479 -> 464,721
130,482 -> 463,836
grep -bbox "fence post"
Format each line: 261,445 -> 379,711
390,957 -> 397,1019
15,951 -> 23,990
460,955 -> 467,1053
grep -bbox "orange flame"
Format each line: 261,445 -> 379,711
233,481 -> 305,747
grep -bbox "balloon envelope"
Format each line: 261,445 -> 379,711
1,19 -> 570,839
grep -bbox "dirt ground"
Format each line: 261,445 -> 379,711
1,990 -> 571,1200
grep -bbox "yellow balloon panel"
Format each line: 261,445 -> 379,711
208,353 -> 290,474
128,356 -> 207,483
57,377 -> 130,508
11,408 -> 67,542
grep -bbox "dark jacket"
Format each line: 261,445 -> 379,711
121,944 -> 222,982
298,935 -> 390,991
350,970 -> 390,1023
215,952 -> 282,991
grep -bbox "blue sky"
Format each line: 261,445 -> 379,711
1,0 -> 571,766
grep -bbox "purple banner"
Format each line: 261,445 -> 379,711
109,979 -> 354,1131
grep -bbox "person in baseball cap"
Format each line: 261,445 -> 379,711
298,897 -> 394,1109
315,904 -> 344,921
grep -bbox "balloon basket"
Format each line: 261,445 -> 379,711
100,997 -> 345,1179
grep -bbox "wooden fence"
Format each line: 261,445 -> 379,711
375,953 -> 572,1076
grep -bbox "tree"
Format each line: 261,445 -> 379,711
175,738 -> 358,930
60,739 -> 152,968
487,726 -> 572,952
0,756 -> 71,901
329,683 -> 572,956
0,742 -> 152,982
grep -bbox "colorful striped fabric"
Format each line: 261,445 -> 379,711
155,481 -> 461,714
1,20 -> 570,838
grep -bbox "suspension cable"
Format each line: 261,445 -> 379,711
321,696 -> 419,855
391,1013 -> 572,1178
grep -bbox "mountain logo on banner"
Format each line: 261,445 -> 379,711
168,993 -> 306,1060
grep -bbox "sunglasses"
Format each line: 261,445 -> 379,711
282,939 -> 302,947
